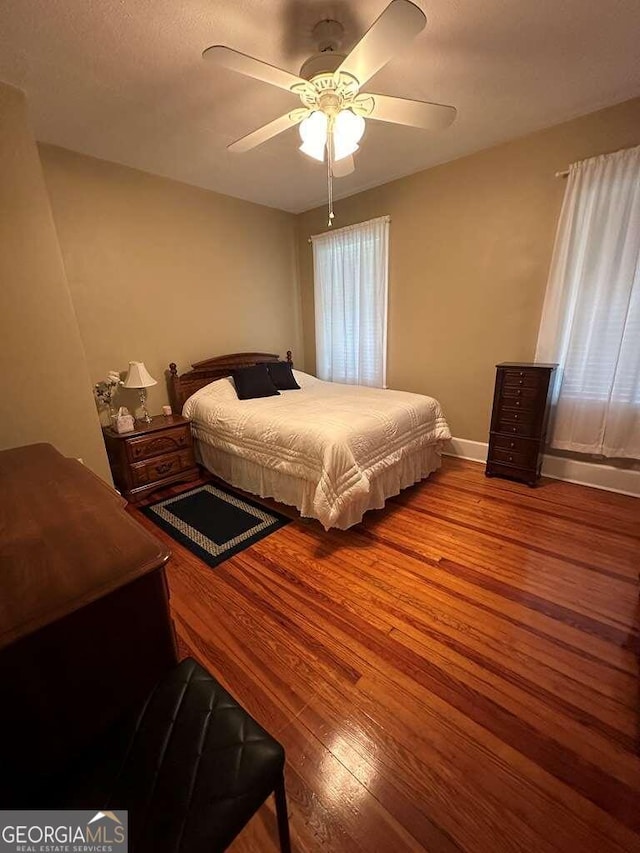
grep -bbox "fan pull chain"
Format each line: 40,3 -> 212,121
327,158 -> 334,227
327,123 -> 335,227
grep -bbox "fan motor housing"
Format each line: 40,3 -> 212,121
299,51 -> 346,81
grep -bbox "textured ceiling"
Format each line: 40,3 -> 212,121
1,0 -> 639,213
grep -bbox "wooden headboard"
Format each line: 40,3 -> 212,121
167,351 -> 292,412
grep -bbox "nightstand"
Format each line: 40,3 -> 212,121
103,414 -> 199,503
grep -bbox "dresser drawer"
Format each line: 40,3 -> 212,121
490,434 -> 538,455
500,385 -> 540,410
489,430 -> 539,467
502,369 -> 543,389
126,426 -> 191,462
489,444 -> 539,468
497,398 -> 540,424
131,450 -> 194,487
496,405 -> 537,425
494,417 -> 538,438
486,459 -> 538,485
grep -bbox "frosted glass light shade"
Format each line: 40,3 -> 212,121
333,109 -> 365,161
299,110 -> 328,162
123,361 -> 157,389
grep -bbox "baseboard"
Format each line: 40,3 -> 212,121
539,454 -> 640,497
442,438 -> 640,498
442,438 -> 488,463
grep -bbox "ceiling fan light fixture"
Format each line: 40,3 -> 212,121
333,136 -> 360,161
206,0 -> 456,226
332,109 -> 366,161
299,110 -> 328,161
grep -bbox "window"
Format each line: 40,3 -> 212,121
312,216 -> 389,387
536,145 -> 640,458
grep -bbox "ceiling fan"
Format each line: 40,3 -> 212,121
203,0 -> 456,221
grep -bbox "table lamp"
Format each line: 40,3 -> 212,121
123,361 -> 157,423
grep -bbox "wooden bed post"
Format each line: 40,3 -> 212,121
167,362 -> 181,414
286,351 -> 292,365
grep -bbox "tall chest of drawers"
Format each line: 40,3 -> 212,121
486,362 -> 558,486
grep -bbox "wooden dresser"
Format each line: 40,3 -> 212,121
0,443 -> 177,801
486,362 -> 558,486
103,414 -> 198,502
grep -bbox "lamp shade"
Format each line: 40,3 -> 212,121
123,361 -> 157,389
333,109 -> 365,161
299,110 -> 327,162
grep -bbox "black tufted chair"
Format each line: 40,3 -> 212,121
44,658 -> 292,852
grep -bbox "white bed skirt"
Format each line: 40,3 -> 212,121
195,439 -> 445,530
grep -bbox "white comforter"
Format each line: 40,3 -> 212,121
183,371 -> 451,529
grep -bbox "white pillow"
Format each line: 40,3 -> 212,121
202,376 -> 238,398
186,375 -> 238,405
292,369 -> 320,389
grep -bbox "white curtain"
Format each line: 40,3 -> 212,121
312,216 -> 389,387
535,145 -> 640,459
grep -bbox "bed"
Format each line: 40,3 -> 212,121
167,352 -> 451,530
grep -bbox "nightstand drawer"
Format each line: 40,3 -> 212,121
131,450 -> 194,487
126,426 -> 191,462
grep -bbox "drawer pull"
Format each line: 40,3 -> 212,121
515,401 -> 520,406
156,462 -> 173,475
510,441 -> 515,448
512,427 -> 517,433
514,413 -> 519,419
516,390 -> 521,396
519,380 -> 523,386
519,371 -> 524,376
130,436 -> 177,460
508,455 -> 513,462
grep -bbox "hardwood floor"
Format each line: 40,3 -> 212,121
128,458 -> 640,852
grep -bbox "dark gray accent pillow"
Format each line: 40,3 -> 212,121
267,361 -> 300,390
231,364 -> 280,400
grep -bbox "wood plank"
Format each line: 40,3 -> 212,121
250,541 -> 638,734
238,552 -> 639,812
128,457 -> 640,852
361,506 -> 639,627
433,458 -> 639,535
177,614 -> 434,853
391,484 -> 639,578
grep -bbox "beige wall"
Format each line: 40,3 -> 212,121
0,83 -> 111,480
5,93 -> 637,470
39,145 -> 302,419
296,97 -> 640,442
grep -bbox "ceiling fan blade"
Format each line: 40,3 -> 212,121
228,111 -> 306,153
203,45 -> 307,93
367,92 -> 456,129
331,155 -> 355,177
337,0 -> 426,89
